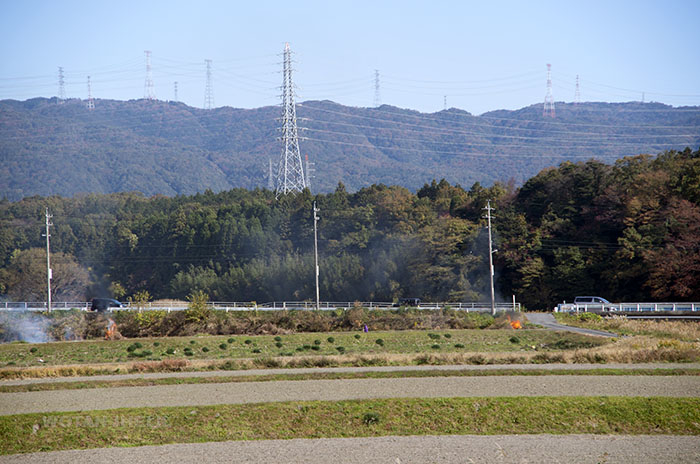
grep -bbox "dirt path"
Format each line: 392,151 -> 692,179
2,434 -> 698,464
3,362 -> 697,387
526,312 -> 619,337
2,375 -> 699,415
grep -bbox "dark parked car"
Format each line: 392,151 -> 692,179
90,298 -> 124,311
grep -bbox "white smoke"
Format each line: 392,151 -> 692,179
0,312 -> 53,343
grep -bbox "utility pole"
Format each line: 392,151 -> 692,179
313,201 -> 320,311
43,209 -> 53,312
483,200 -> 496,316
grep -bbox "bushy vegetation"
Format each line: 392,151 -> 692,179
1,148 -> 698,309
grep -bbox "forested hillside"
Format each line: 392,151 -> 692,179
1,98 -> 698,200
1,148 -> 698,308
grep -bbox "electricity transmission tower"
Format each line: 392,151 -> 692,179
57,67 -> 65,103
173,81 -> 179,102
268,159 -> 275,190
204,59 -> 214,109
374,69 -> 381,107
543,63 -> 555,117
274,43 -> 306,197
86,76 -> 95,110
144,50 -> 155,100
575,74 -> 581,105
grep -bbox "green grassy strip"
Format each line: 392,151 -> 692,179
1,397 -> 698,455
0,329 -> 609,368
2,368 -> 699,393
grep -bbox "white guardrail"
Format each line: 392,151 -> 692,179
0,301 -> 521,312
555,302 -> 700,313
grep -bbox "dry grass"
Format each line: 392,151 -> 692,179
555,314 -> 700,341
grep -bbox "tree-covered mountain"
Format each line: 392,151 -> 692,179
1,97 -> 699,200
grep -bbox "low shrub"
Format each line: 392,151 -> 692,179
363,412 -> 380,425
375,338 -> 385,346
578,312 -> 603,323
444,333 -> 452,339
275,342 -> 283,348
431,344 -> 441,349
274,336 -> 282,342
244,339 -> 252,345
202,347 -> 209,353
227,338 -> 235,344
29,347 -> 37,353
509,336 -> 520,344
311,345 -> 321,351
252,348 -> 261,354
336,346 -> 345,353
454,343 -> 465,348
189,340 -> 196,345
354,334 -> 361,340
165,348 -> 175,355
327,337 -> 335,343
219,343 -> 227,350
428,333 -> 441,340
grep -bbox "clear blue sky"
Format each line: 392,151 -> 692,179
1,0 -> 698,114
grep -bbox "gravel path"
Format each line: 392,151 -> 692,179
2,434 -> 699,464
3,362 -> 697,387
2,375 -> 699,415
526,313 -> 619,337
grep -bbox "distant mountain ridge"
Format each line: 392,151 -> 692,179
1,97 -> 698,200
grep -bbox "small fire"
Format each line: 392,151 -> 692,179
507,315 -> 522,330
105,319 -> 118,340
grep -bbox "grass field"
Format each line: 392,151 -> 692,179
1,397 -> 698,454
0,329 -> 608,368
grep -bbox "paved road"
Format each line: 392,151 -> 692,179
2,435 -> 699,464
4,362 -> 697,387
2,375 -> 699,415
525,313 -> 619,337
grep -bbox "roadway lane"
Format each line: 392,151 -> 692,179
2,375 -> 699,415
1,435 -> 699,464
526,312 -> 619,337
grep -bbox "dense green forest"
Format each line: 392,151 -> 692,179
1,148 -> 698,308
1,98 -> 698,200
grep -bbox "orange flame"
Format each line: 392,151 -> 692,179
506,315 -> 522,330
105,319 -> 117,340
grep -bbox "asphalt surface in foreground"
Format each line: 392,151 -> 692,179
2,375 -> 699,415
525,313 -> 619,337
2,435 -> 698,464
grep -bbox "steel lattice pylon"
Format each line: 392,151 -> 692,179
275,43 -> 306,197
